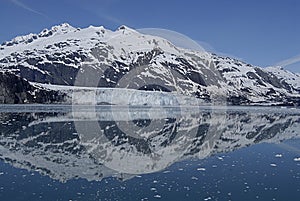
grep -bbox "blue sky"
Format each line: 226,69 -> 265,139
0,0 -> 299,72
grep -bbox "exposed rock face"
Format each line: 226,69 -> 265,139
0,71 -> 65,103
0,23 -> 299,105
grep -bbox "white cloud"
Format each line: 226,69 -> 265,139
275,54 -> 300,67
10,0 -> 49,19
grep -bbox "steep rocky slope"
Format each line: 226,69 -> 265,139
0,23 -> 299,105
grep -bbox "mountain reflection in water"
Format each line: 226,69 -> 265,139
0,105 -> 299,182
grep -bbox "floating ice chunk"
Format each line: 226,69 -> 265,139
217,156 -> 224,160
270,163 -> 277,167
275,154 -> 282,158
154,194 -> 161,198
184,186 -> 190,191
197,168 -> 206,171
294,157 -> 300,162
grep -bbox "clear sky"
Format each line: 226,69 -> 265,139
0,0 -> 299,72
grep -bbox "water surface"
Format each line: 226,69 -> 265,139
0,105 -> 299,201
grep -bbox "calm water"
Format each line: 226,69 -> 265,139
0,105 -> 299,201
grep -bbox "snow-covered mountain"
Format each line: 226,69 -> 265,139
0,107 -> 299,181
0,23 -> 299,105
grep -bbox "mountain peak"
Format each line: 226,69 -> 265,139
117,25 -> 129,30
0,23 -> 77,48
0,24 -> 299,106
48,23 -> 77,34
116,25 -> 137,33
50,23 -> 73,30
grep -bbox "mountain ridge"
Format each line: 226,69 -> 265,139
0,23 -> 299,106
